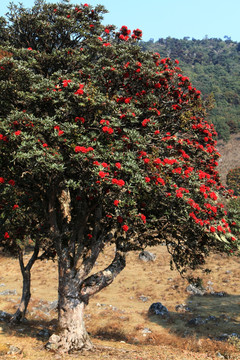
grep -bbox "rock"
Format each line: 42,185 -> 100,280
45,334 -> 61,351
0,283 -> 5,287
0,289 -> 17,296
216,352 -> 225,359
139,295 -> 149,302
186,284 -> 206,296
188,316 -> 205,326
206,315 -> 218,322
211,291 -> 227,297
139,251 -> 156,262
37,328 -> 51,338
0,310 -> 9,320
7,345 -> 22,355
217,333 -> 230,341
175,303 -> 191,312
148,302 -> 169,316
142,327 -> 152,334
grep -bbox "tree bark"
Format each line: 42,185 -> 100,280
46,259 -> 92,353
11,243 -> 39,323
46,241 -> 126,353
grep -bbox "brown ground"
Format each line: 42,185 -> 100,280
1,244 -> 240,360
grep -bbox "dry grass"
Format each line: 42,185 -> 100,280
1,246 -> 240,360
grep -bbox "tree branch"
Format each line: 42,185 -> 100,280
79,240 -> 126,304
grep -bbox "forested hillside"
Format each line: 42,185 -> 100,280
141,38 -> 240,141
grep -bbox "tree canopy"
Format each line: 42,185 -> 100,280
0,0 -> 239,352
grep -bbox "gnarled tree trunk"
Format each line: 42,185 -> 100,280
47,257 -> 92,353
47,242 -> 126,353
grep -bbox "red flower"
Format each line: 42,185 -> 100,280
75,117 -> 85,123
142,118 -> 150,127
117,216 -> 123,223
42,143 -> 48,147
114,200 -> 119,206
176,190 -> 183,198
75,146 -> 93,153
115,162 -> 121,169
210,226 -> 216,233
14,130 -> 21,136
98,171 -> 109,178
157,177 -> 165,186
74,88 -> 84,95
0,177 -> 4,183
140,214 -> 146,223
13,204 -> 19,210
145,177 -> 150,183
8,180 -> 15,186
4,232 -> 10,239
122,225 -> 129,232
100,162 -> 108,168
87,234 -> 92,239
102,126 -> 114,134
112,179 -> 125,187
62,79 -> 72,87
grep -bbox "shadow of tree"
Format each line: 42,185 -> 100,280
148,293 -> 240,340
0,310 -> 57,342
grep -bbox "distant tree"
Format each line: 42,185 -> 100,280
0,0 -> 239,353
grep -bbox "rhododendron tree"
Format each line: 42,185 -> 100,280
0,0 -> 239,352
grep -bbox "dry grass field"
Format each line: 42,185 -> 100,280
1,244 -> 240,360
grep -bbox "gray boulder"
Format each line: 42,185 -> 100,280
139,251 -> 156,262
186,284 -> 206,296
148,302 -> 169,316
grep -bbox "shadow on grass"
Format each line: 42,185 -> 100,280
148,293 -> 240,340
0,311 -> 57,343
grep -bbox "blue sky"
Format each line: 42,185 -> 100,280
0,0 -> 239,42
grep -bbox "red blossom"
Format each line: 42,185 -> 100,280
117,216 -> 123,223
0,177 -> 5,183
114,200 -> 119,206
115,162 -> 121,169
8,180 -> 15,186
122,224 -> 129,232
142,118 -> 150,127
98,171 -> 109,178
75,146 -> 94,153
112,178 -> 125,187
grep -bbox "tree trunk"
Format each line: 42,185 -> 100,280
11,266 -> 31,323
46,238 -> 126,353
46,260 -> 92,353
11,244 -> 39,323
